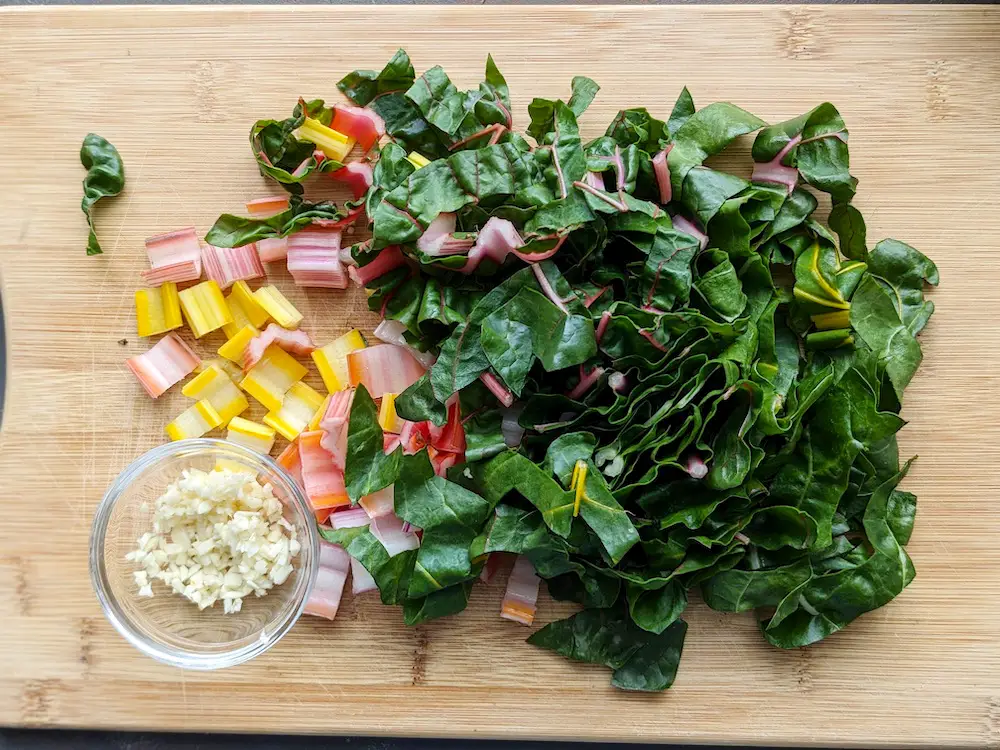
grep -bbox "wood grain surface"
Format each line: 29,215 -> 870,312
0,4 -> 998,746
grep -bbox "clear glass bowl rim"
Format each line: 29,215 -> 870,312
89,438 -> 319,670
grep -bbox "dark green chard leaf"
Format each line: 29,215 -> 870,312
429,319 -> 492,402
339,51 -> 450,159
526,76 -> 599,142
796,103 -> 858,203
756,188 -> 818,250
404,580 -> 476,625
485,504 -> 583,578
705,384 -> 760,490
345,384 -> 402,503
481,312 -> 534,396
609,619 -> 687,692
678,167 -> 750,228
406,66 -> 468,136
425,267 -> 535,403
366,142 -> 415,219
416,278 -> 481,332
463,408 -> 508,463
762,465 -> 916,647
744,505 -> 817,551
865,239 -> 939,335
480,451 -> 575,538
79,134 -> 125,255
373,92 -> 451,160
627,580 -> 687,634
701,558 -> 814,612
577,460 -> 640,564
527,607 -> 688,692
338,48 -> 416,106
543,432 -> 597,484
321,526 -> 416,606
527,607 -> 638,669
769,364 -> 904,549
394,452 -> 491,597
886,489 -> 918,546
395,374 -> 448,426
489,288 -> 597,372
668,102 -> 766,199
708,183 -> 788,260
536,101 -> 588,202
206,198 -> 353,248
482,55 -> 511,114
371,139 -> 540,248
828,203 -> 867,260
850,275 -> 924,401
752,103 -> 856,203
249,99 -> 342,192
638,478 -> 730,528
548,569 -> 622,608
626,221 -> 701,310
667,87 -> 696,137
605,108 -> 667,152
693,252 -> 749,322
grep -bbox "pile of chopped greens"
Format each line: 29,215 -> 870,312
213,50 -> 939,691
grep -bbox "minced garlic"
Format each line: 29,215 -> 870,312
126,467 -> 300,614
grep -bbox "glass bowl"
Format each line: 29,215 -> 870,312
90,438 -> 319,669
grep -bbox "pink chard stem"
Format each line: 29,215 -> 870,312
532,263 -> 570,314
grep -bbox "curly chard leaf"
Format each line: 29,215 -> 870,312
79,134 -> 125,255
761,465 -> 915,648
752,103 -> 857,203
668,102 -> 766,200
338,49 -> 416,106
206,198 -> 353,248
527,76 -> 600,143
250,98 -> 342,192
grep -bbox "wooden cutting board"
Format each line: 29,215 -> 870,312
1,4 -> 998,746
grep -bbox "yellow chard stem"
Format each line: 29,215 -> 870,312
571,460 -> 588,518
811,308 -> 852,331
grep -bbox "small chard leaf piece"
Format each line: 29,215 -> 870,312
80,134 -> 125,255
